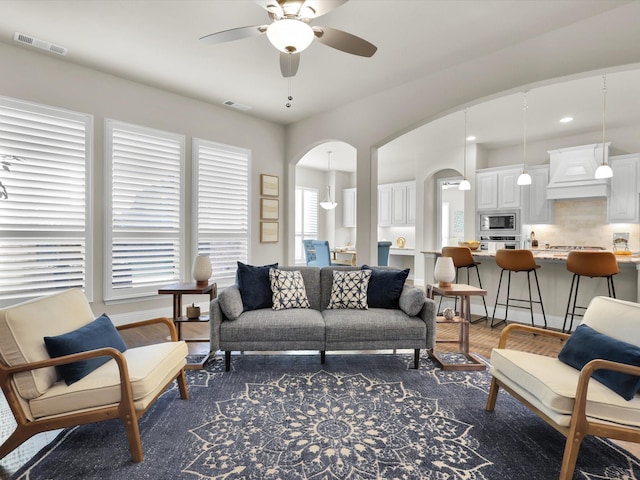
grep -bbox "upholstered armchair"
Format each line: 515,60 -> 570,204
486,296 -> 640,479
0,288 -> 189,462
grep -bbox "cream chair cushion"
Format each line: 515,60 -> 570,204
29,341 -> 188,419
490,349 -> 640,428
0,289 -> 95,399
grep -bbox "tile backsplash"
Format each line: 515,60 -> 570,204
526,198 -> 639,251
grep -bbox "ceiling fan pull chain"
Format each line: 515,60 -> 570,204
286,73 -> 293,108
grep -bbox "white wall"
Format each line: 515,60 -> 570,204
0,42 -> 285,318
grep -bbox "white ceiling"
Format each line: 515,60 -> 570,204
1,0 -> 638,171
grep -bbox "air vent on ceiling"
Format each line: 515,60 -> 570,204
222,100 -> 252,111
14,32 -> 68,56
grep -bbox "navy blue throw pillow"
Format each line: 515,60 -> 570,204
236,261 -> 278,311
361,265 -> 410,309
43,314 -> 127,386
558,324 -> 640,401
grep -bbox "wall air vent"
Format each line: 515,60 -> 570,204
222,100 -> 252,111
14,32 -> 68,56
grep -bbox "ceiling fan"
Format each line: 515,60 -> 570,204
199,0 -> 377,78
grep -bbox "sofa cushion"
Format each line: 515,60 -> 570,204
0,288 -> 96,400
324,308 -> 427,346
559,324 -> 640,401
29,341 -> 188,419
399,286 -> 425,316
490,348 -> 640,428
220,308 -> 325,346
361,265 -> 409,309
44,314 -> 127,385
326,269 -> 371,310
269,268 -> 310,310
218,286 -> 243,320
236,262 -> 278,311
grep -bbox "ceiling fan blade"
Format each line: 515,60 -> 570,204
199,25 -> 267,45
299,0 -> 349,19
313,26 -> 377,57
280,52 -> 300,77
254,0 -> 284,18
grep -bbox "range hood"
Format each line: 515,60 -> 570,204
546,143 -> 610,200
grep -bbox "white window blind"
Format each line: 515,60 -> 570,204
0,96 -> 92,306
105,120 -> 185,300
193,138 -> 249,286
295,187 -> 318,263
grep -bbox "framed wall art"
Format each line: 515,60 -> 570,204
260,174 -> 279,197
260,198 -> 279,220
260,221 -> 279,243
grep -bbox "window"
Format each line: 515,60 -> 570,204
193,138 -> 249,287
0,97 -> 92,306
105,120 -> 185,301
295,187 -> 318,264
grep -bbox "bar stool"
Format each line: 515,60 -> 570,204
439,246 -> 489,323
491,249 -> 547,328
562,250 -> 619,333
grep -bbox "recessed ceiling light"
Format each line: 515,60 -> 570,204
560,116 -> 573,123
466,135 -> 476,141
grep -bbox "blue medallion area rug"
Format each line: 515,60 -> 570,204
10,353 -> 640,480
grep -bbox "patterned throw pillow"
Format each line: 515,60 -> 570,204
269,269 -> 310,310
327,269 -> 372,310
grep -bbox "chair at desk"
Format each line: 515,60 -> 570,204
312,240 -> 350,267
302,239 -> 318,266
378,241 -> 392,266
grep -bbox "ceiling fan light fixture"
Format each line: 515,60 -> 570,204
266,18 -> 314,53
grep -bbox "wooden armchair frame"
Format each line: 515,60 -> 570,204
0,317 -> 189,463
486,323 -> 640,480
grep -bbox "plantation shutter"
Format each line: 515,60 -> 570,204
105,120 -> 185,300
0,96 -> 92,305
294,187 -> 318,263
193,138 -> 249,286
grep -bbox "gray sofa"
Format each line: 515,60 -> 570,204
209,265 -> 436,371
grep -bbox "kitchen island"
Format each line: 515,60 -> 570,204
422,249 -> 640,331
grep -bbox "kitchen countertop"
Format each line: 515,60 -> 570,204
421,249 -> 640,265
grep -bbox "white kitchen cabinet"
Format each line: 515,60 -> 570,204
522,165 -> 554,224
378,185 -> 393,226
379,181 -> 416,226
342,187 -> 357,228
476,166 -> 522,210
608,154 -> 640,223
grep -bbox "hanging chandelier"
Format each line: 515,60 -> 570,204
319,151 -> 338,210
594,75 -> 613,180
517,91 -> 532,186
459,109 -> 471,191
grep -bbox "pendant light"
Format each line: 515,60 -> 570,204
458,109 -> 471,191
594,75 -> 613,180
517,91 -> 532,186
319,151 -> 338,210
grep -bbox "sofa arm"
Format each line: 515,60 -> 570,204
399,286 -> 436,351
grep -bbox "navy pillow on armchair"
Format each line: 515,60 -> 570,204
558,324 -> 640,401
236,261 -> 279,311
44,313 -> 127,385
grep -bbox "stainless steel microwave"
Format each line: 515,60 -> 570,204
478,210 -> 520,235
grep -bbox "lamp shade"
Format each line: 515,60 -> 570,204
192,254 -> 212,287
594,164 -> 613,179
458,179 -> 471,191
517,172 -> 532,185
434,257 -> 456,287
266,19 -> 314,53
